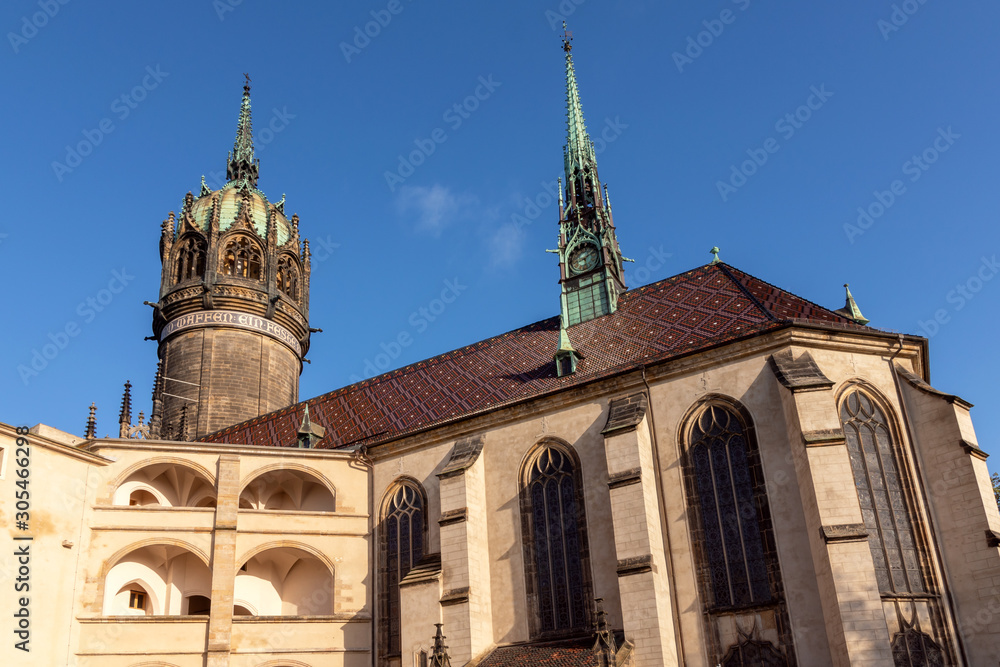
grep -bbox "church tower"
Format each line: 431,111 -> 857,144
555,25 -> 627,328
148,78 -> 311,440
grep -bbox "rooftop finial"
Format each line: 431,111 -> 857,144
562,20 -> 573,52
835,283 -> 870,325
85,402 -> 97,439
429,623 -> 452,667
710,246 -> 721,264
226,74 -> 260,187
118,381 -> 133,438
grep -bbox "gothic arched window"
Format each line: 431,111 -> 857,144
276,255 -> 299,300
839,388 -> 951,665
520,442 -> 591,637
221,236 -> 262,280
175,236 -> 206,283
682,400 -> 794,666
379,480 -> 426,661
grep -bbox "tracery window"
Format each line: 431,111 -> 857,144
379,480 -> 425,661
276,255 -> 299,300
221,236 -> 262,280
682,400 -> 794,666
840,389 -> 952,666
175,236 -> 206,282
520,443 -> 591,637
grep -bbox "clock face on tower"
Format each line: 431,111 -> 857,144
568,244 -> 599,274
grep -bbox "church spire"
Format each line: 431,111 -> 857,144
556,25 -> 627,328
227,74 -> 260,187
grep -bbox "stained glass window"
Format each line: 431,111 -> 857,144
522,444 -> 590,635
379,481 -> 425,658
840,390 -> 925,595
689,405 -> 771,609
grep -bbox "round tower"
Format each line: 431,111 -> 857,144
149,78 -> 311,440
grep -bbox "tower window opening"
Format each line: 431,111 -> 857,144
222,236 -> 263,280
175,236 -> 206,283
277,256 -> 299,300
128,590 -> 146,610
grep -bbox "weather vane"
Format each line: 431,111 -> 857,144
562,21 -> 573,51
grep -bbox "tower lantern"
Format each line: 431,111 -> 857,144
148,79 -> 312,439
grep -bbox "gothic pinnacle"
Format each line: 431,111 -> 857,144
227,73 -> 260,187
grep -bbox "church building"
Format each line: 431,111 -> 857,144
4,28 -> 1000,667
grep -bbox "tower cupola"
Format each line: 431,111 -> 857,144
148,77 -> 312,439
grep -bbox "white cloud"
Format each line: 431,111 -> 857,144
395,184 -> 476,237
487,222 -> 527,268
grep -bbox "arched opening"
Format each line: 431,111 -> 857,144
519,441 -> 592,638
174,235 -> 207,283
378,479 -> 427,660
233,604 -> 253,616
129,489 -> 160,506
680,398 -> 794,664
234,547 -> 334,616
222,235 -> 263,280
113,462 -> 216,508
239,468 -> 335,512
102,544 -> 211,616
276,255 -> 299,301
184,594 -> 211,615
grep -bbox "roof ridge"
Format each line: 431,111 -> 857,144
719,262 -> 860,325
714,262 -> 779,323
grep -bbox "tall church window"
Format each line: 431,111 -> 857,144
379,479 -> 425,661
175,236 -> 206,283
520,442 -> 591,637
276,255 -> 299,300
682,399 -> 794,665
222,236 -> 262,280
839,388 -> 951,665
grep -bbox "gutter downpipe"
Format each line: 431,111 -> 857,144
641,365 -> 687,664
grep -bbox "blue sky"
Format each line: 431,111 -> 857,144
1,1 -> 998,460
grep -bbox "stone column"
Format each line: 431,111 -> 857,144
602,393 -> 679,667
434,435 -> 493,664
207,454 -> 240,667
769,351 -> 892,666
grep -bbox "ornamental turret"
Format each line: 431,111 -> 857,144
147,77 -> 312,439
555,25 -> 628,328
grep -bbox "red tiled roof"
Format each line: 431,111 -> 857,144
200,263 -> 866,449
474,636 -> 601,667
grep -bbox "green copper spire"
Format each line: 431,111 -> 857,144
227,73 -> 260,187
554,325 -> 583,377
555,25 -> 628,329
710,246 -> 722,264
835,283 -> 870,325
562,23 -> 596,179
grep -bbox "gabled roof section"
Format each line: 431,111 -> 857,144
200,262 -> 869,449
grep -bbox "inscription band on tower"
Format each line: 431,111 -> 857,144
160,310 -> 302,356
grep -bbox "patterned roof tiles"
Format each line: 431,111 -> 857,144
200,262 -> 866,449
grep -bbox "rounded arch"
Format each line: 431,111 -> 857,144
234,544 -> 334,616
238,463 -> 337,512
517,436 -> 594,639
109,457 -> 216,506
233,599 -> 259,616
100,542 -> 212,616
